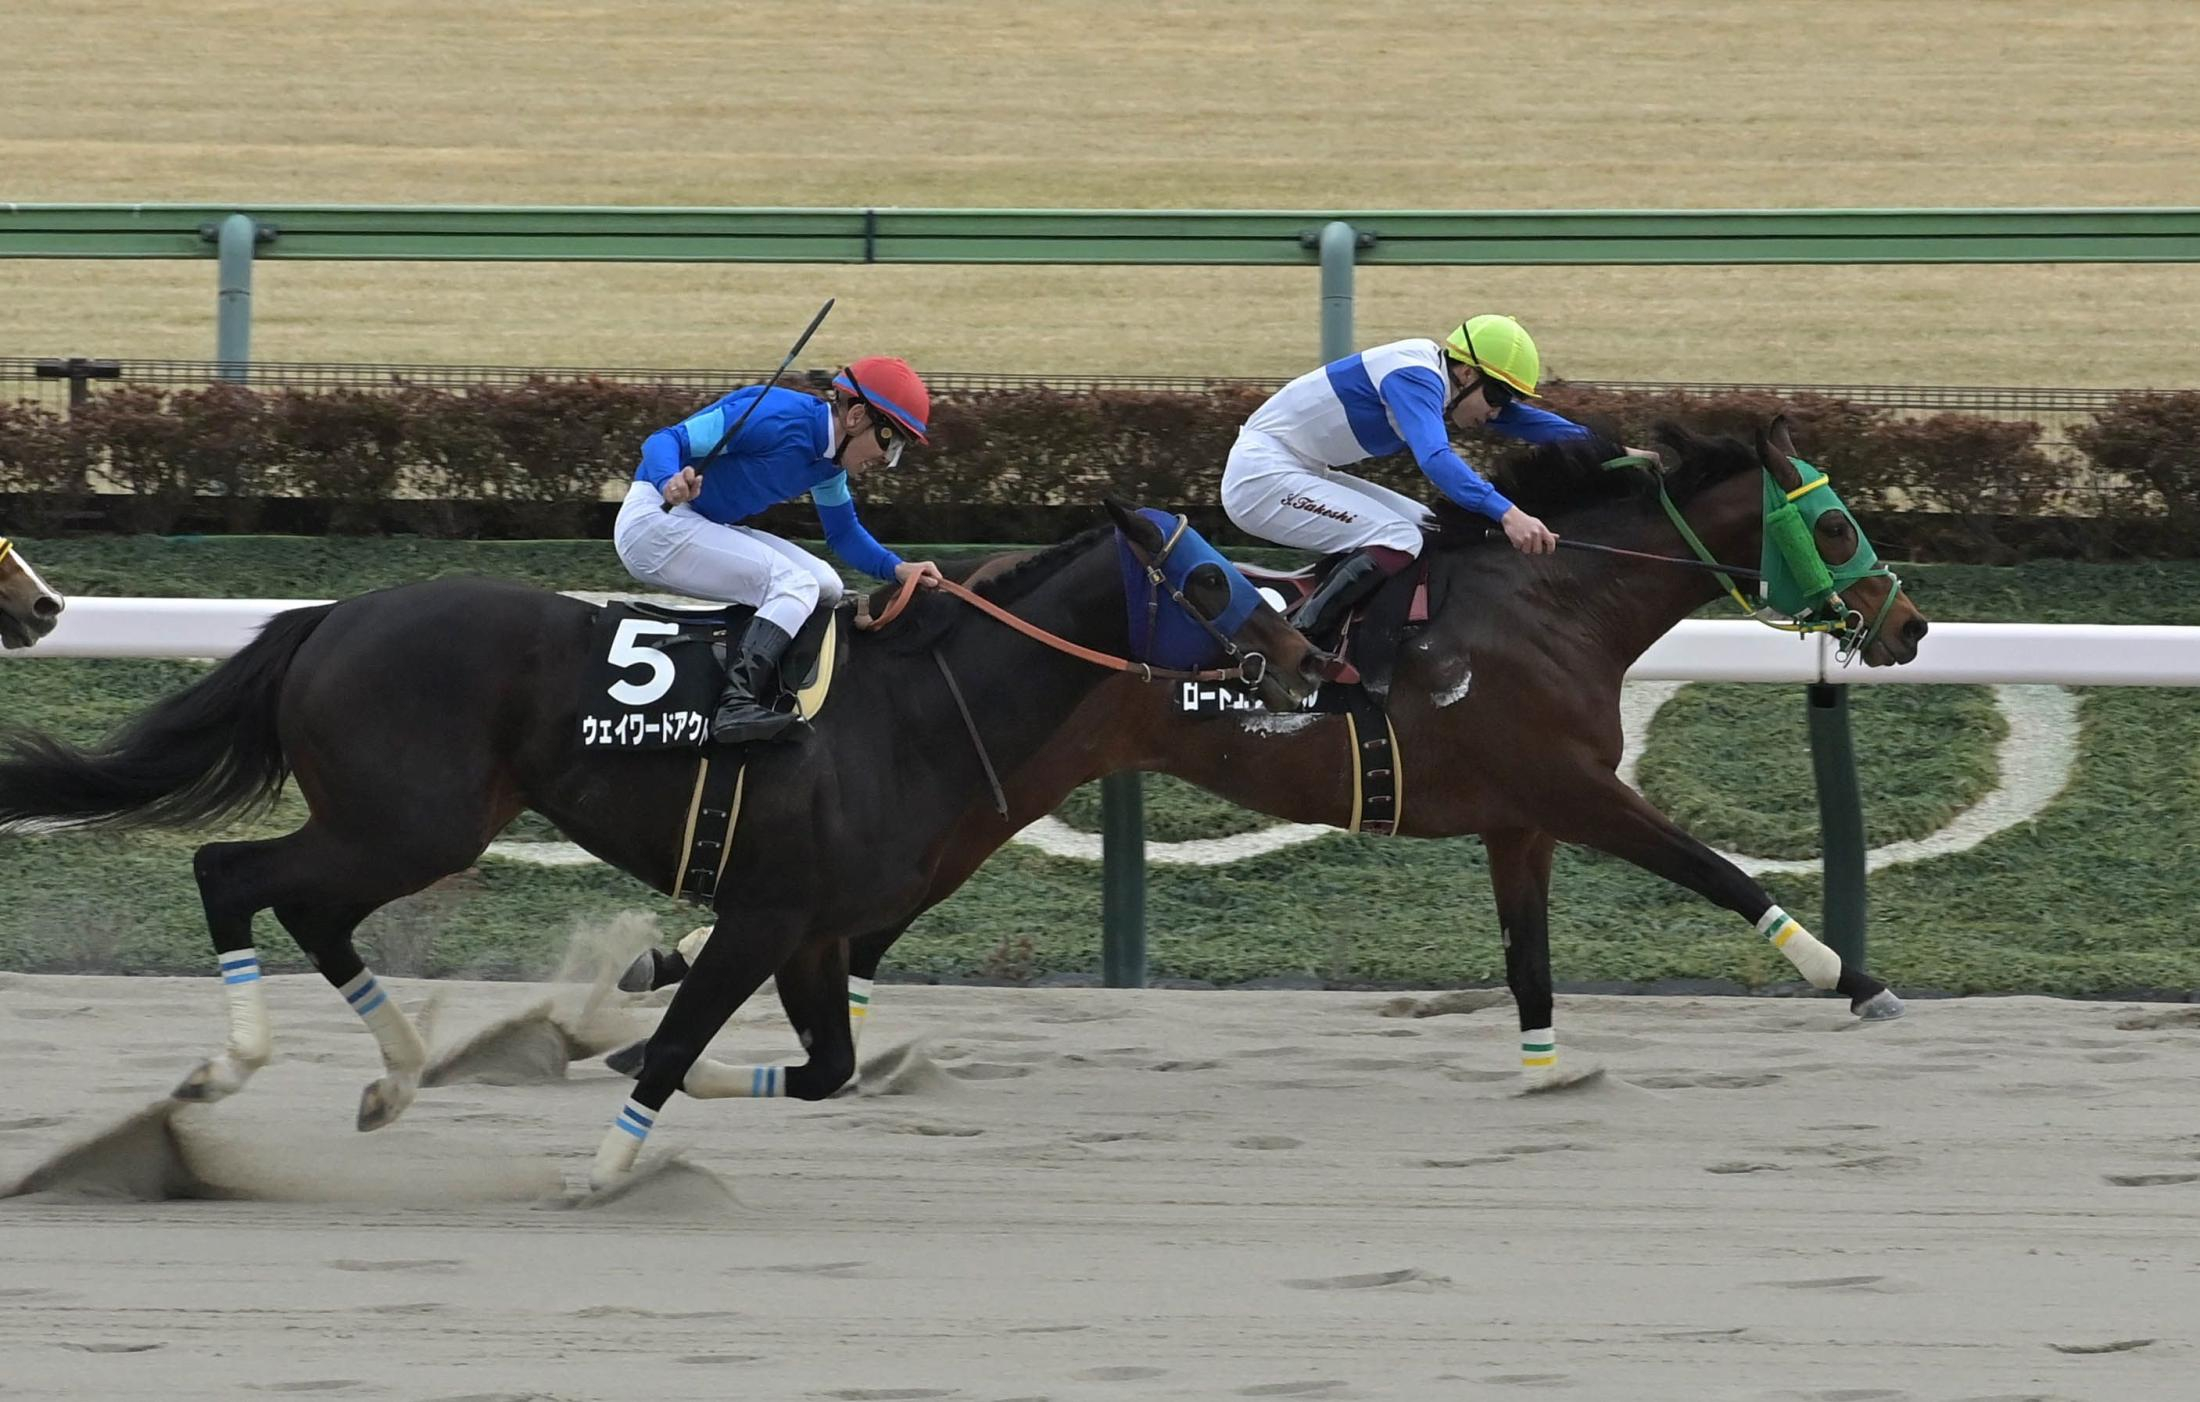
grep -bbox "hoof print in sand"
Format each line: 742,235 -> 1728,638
1284,1267 -> 1451,1292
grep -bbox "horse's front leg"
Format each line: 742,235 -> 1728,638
1485,827 -> 1596,1090
608,924 -> 889,1093
591,913 -> 808,1189
1541,776 -> 1903,1020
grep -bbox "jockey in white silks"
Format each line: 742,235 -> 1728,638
1221,315 -> 1656,688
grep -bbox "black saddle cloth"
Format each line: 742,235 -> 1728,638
579,601 -> 841,749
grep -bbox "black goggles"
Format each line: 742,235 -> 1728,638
841,370 -> 907,465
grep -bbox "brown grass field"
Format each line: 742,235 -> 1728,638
4,0 -> 2197,385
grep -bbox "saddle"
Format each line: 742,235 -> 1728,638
579,599 -> 845,750
1174,556 -> 1430,838
1237,554 -> 1432,695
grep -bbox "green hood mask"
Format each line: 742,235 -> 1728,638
1760,462 -> 1885,620
1609,451 -> 1905,662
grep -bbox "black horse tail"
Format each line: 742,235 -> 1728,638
0,603 -> 337,832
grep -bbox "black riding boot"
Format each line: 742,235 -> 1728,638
711,616 -> 798,745
1291,548 -> 1388,645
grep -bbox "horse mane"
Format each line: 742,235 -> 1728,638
859,524 -> 1113,654
1425,423 -> 1761,543
965,524 -> 1113,608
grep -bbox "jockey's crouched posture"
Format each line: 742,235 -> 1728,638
1222,315 -> 1648,688
614,358 -> 944,744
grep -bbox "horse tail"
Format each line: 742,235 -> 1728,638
0,603 -> 337,832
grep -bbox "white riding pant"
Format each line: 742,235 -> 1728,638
1220,428 -> 1431,556
613,481 -> 842,636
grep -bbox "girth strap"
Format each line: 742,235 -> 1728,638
1343,689 -> 1404,837
674,753 -> 747,903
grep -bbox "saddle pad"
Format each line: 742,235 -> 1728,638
579,601 -> 847,749
579,604 -> 727,748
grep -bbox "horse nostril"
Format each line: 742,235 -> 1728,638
1903,616 -> 1928,646
32,595 -> 63,619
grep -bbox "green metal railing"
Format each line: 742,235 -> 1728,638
9,203 -> 2200,263
13,200 -> 2198,985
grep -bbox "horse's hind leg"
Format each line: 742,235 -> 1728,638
172,837 -> 284,1103
1543,775 -> 1901,1019
591,913 -> 808,1188
271,899 -> 432,1131
179,822 -> 461,1125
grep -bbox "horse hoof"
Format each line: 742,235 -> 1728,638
604,1040 -> 646,1078
173,1054 -> 251,1103
1515,1064 -> 1606,1095
616,950 -> 660,994
172,1061 -> 231,1102
356,1077 -> 416,1132
1853,989 -> 1906,1022
617,947 -> 686,994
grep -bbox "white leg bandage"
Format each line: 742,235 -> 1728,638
339,968 -> 427,1078
676,923 -> 713,963
1520,1026 -> 1557,1075
592,1097 -> 655,1186
1758,905 -> 1843,989
682,1059 -> 787,1099
847,975 -> 873,1048
181,947 -> 275,1098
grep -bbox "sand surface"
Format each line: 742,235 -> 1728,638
4,970 -> 2198,1400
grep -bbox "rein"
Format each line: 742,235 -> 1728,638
859,554 -> 1268,688
860,527 -> 1275,823
1483,528 -> 1765,581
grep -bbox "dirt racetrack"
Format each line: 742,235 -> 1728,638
4,969 -> 2196,1399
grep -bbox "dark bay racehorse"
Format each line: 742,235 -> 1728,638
635,418 -> 1932,1093
0,500 -> 1324,1186
0,535 -> 66,650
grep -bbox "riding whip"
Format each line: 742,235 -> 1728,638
660,297 -> 837,513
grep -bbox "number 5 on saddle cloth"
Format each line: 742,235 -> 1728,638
579,600 -> 844,751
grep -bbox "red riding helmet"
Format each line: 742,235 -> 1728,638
832,357 -> 931,445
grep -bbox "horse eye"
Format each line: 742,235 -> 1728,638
1816,514 -> 1859,564
1186,562 -> 1231,617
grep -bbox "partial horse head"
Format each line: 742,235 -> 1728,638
0,537 -> 66,650
1103,497 -> 1329,710
1753,415 -> 1930,667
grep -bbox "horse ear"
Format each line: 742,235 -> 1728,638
1757,419 -> 1804,490
1768,413 -> 1800,462
1102,496 -> 1164,552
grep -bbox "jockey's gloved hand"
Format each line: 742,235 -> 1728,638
1501,507 -> 1559,556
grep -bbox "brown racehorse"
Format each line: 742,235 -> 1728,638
624,416 -> 1930,1094
0,535 -> 66,650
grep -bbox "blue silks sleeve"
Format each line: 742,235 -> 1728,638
1489,402 -> 1593,445
1378,365 -> 1517,522
812,473 -> 904,581
636,428 -> 686,489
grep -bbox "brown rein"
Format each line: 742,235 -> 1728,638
857,571 -> 1259,686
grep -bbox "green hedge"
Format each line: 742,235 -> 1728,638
4,379 -> 2194,558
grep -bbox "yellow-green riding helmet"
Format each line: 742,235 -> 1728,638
1443,314 -> 1543,398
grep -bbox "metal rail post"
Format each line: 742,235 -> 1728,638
1099,772 -> 1147,986
1316,219 -> 1359,360
210,213 -> 261,380
1805,684 -> 1868,972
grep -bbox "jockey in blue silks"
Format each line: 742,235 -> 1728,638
613,357 -> 940,744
